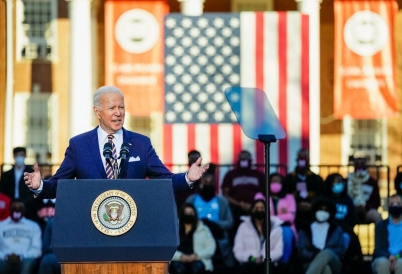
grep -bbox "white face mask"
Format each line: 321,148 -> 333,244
315,210 -> 330,222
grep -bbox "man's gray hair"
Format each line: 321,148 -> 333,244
93,86 -> 124,108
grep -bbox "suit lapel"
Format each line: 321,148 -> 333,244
87,127 -> 107,178
119,128 -> 131,179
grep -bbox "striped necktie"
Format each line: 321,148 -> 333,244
105,134 -> 117,179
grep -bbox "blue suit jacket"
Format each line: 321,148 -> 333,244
39,127 -> 189,198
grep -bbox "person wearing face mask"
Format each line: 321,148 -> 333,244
221,151 -> 265,242
186,174 -> 234,271
297,198 -> 347,274
0,147 -> 34,206
233,198 -> 283,274
170,203 -> 216,274
372,194 -> 402,274
0,199 -> 42,274
320,173 -> 363,274
347,157 -> 382,224
284,148 -> 323,230
265,173 -> 297,264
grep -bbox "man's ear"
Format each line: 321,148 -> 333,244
93,107 -> 100,119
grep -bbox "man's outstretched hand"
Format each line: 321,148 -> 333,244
187,157 -> 209,182
24,163 -> 42,190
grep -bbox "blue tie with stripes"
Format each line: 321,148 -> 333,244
105,134 -> 117,179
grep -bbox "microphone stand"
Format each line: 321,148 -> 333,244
113,159 -> 119,179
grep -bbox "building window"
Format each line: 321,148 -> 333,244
343,118 -> 387,164
17,0 -> 57,60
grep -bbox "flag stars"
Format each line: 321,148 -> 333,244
206,102 -> 216,112
230,37 -> 240,47
182,111 -> 192,122
165,111 -> 176,122
206,65 -> 216,74
173,65 -> 184,75
230,17 -> 240,28
189,46 -> 200,56
206,83 -> 216,93
198,111 -> 208,122
173,102 -> 184,112
197,18 -> 208,28
205,46 -> 216,56
198,74 -> 208,84
222,46 -> 232,56
214,111 -> 224,121
189,65 -> 200,75
182,74 -> 192,84
165,55 -> 176,66
190,102 -> 200,112
173,28 -> 184,38
181,55 -> 192,66
165,18 -> 176,29
213,18 -> 225,28
214,93 -> 224,103
165,37 -> 176,47
214,56 -> 224,66
230,56 -> 240,66
198,56 -> 208,65
205,27 -> 216,37
230,92 -> 240,102
190,28 -> 201,37
222,64 -> 232,75
198,92 -> 208,103
181,37 -> 192,47
182,93 -> 192,103
189,83 -> 200,93
222,102 -> 232,111
230,74 -> 240,84
173,83 -> 184,93
166,74 -> 176,85
222,28 -> 232,37
181,18 -> 192,28
173,46 -> 184,56
198,37 -> 208,47
165,93 -> 176,103
214,37 -> 224,47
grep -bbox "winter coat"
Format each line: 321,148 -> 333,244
233,215 -> 283,263
172,220 -> 216,271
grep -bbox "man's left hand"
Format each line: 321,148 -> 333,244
187,157 -> 209,182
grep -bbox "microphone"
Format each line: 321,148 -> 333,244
119,142 -> 130,161
103,142 -> 113,163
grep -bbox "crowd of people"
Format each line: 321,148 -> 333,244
0,145 -> 401,274
171,148 -> 401,274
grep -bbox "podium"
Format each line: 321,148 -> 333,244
51,179 -> 179,274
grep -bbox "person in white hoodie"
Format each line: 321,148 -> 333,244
233,197 -> 284,274
0,199 -> 42,274
170,203 -> 216,274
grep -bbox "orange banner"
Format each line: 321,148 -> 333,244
334,0 -> 398,119
105,1 -> 167,116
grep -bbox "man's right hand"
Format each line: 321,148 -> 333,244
23,163 -> 42,190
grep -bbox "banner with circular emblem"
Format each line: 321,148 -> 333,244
91,190 -> 137,236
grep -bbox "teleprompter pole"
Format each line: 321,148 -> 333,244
258,134 -> 277,274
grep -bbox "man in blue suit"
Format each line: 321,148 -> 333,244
24,86 -> 209,199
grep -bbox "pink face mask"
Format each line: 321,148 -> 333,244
270,182 -> 282,193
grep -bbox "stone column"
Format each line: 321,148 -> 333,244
295,0 -> 323,168
69,0 -> 93,137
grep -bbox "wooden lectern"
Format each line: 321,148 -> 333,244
51,179 -> 179,274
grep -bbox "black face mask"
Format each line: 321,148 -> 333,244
182,214 -> 196,224
200,185 -> 215,201
389,206 -> 402,218
252,211 -> 265,220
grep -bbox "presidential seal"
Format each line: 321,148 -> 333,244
91,190 -> 137,236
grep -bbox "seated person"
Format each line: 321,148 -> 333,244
170,203 -> 216,274
233,198 -> 283,274
372,194 -> 402,274
266,172 -> 297,263
394,172 -> 402,200
319,173 -> 362,273
186,173 -> 234,269
297,198 -> 347,274
0,199 -> 42,274
347,157 -> 382,224
38,217 -> 60,274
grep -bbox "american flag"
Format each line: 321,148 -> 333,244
163,12 -> 310,178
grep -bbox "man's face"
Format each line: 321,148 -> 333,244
93,92 -> 125,134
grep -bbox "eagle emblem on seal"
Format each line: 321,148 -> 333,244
103,201 -> 125,224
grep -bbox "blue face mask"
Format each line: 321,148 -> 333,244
332,183 -> 344,194
15,156 -> 25,167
